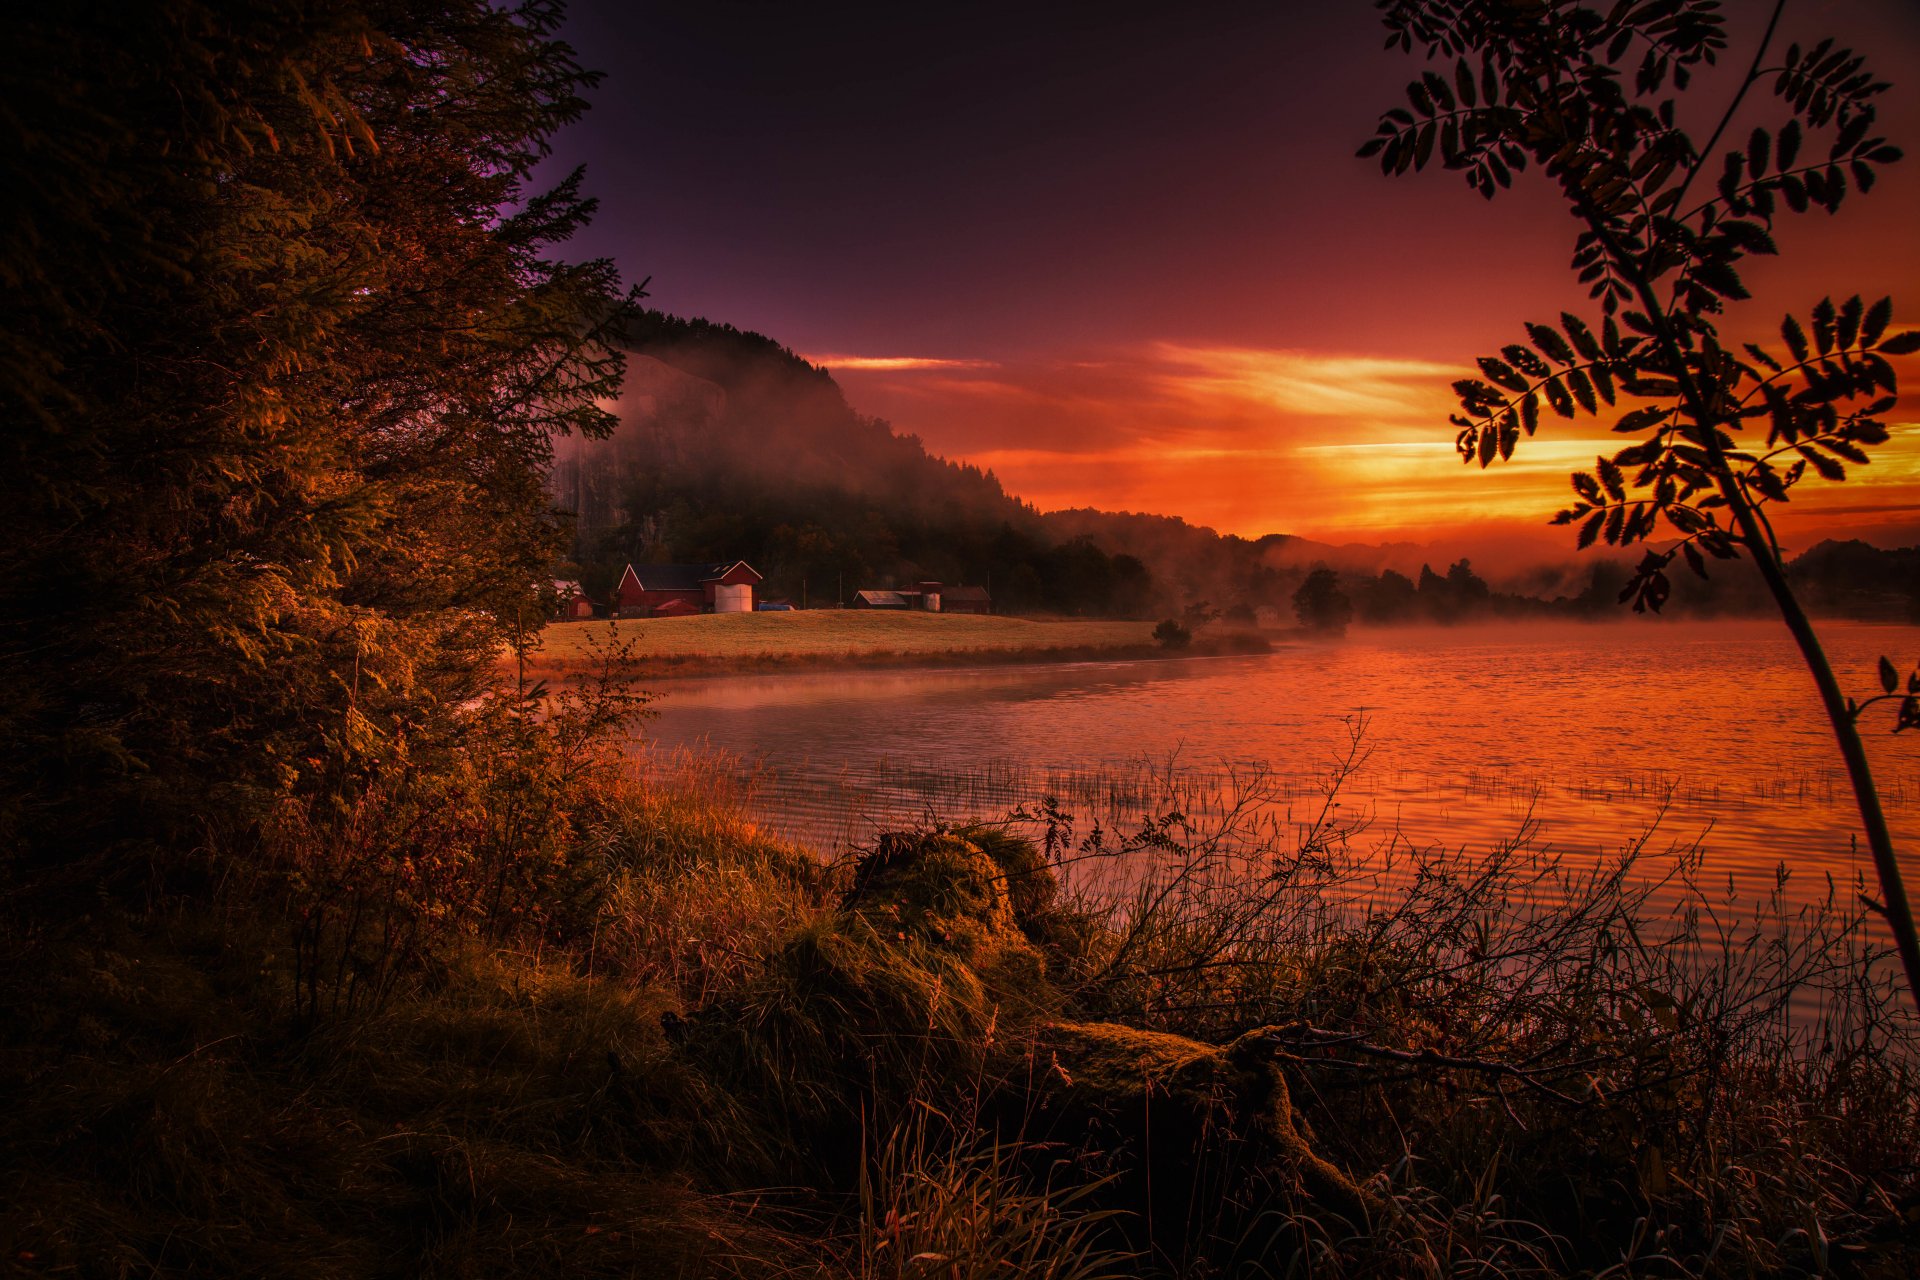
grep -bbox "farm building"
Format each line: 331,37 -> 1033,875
851,581 -> 991,614
552,579 -> 595,620
616,561 -> 763,618
939,584 -> 992,615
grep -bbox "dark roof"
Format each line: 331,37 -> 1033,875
941,584 -> 991,603
628,561 -> 758,591
855,589 -> 910,608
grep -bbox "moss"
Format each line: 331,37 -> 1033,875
675,825 -> 1368,1263
1019,1021 -> 1371,1230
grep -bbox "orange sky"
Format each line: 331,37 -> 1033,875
810,336 -> 1920,552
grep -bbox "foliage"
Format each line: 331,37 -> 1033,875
1152,619 -> 1192,649
1362,0 -> 1920,1009
0,0 -> 636,869
1291,568 -> 1355,633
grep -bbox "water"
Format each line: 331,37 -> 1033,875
636,619 -> 1920,911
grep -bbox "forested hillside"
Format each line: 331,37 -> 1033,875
551,312 -> 1153,615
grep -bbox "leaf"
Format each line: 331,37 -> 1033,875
1563,312 -> 1602,360
1577,509 -> 1606,550
1813,297 -> 1837,354
1597,455 -> 1626,501
1693,261 -> 1750,301
1683,542 -> 1707,578
1797,445 -> 1845,481
1528,322 -> 1576,364
1477,356 -> 1530,392
1543,377 -> 1575,418
1837,295 -> 1864,349
1882,656 -> 1899,694
1878,331 -> 1920,355
1567,368 -> 1598,414
1777,118 -> 1802,168
1783,314 -> 1810,362
1591,362 -> 1616,404
1455,58 -> 1476,108
1503,344 -> 1551,378
1613,407 -> 1671,434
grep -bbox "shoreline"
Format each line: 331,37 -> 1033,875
504,630 -> 1277,682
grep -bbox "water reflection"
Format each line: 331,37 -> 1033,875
636,619 -> 1920,913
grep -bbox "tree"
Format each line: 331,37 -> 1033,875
2,1 -> 634,868
1363,0 -> 1920,1008
1292,568 -> 1355,634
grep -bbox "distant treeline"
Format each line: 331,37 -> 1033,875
551,312 -> 1918,626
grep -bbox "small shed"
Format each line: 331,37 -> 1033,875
552,579 -> 595,620
853,589 -> 911,610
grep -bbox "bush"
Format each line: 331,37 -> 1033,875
1151,619 -> 1191,649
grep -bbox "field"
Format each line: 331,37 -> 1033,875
518,610 -> 1170,675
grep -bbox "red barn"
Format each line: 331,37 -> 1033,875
940,584 -> 992,615
615,561 -> 762,617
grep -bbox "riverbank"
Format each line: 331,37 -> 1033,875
509,611 -> 1273,678
8,748 -> 1914,1277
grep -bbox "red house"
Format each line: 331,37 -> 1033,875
615,561 -> 763,617
552,579 -> 595,620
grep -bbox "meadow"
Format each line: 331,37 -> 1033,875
519,611 -> 1172,676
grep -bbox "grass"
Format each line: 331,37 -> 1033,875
7,694 -> 1917,1278
517,612 -> 1174,676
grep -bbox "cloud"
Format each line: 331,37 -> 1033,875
1146,343 -> 1461,423
800,353 -> 998,372
816,343 -> 1920,545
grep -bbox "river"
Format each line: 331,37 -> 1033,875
637,618 -> 1920,914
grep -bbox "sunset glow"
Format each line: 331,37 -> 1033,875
544,0 -> 1920,553
816,342 -> 1920,548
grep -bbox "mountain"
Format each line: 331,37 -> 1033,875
550,313 -> 1152,615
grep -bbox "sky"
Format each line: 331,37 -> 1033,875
545,0 -> 1920,553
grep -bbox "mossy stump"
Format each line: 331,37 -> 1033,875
673,826 -> 1369,1252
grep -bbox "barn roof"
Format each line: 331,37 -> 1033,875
855,589 -> 910,608
626,561 -> 761,591
941,584 -> 991,603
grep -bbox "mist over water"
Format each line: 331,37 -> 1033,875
638,619 -> 1920,912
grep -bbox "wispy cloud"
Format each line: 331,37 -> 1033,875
1146,343 -> 1461,423
800,353 -> 998,372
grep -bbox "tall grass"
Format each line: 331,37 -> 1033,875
1008,721 -> 1920,1276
